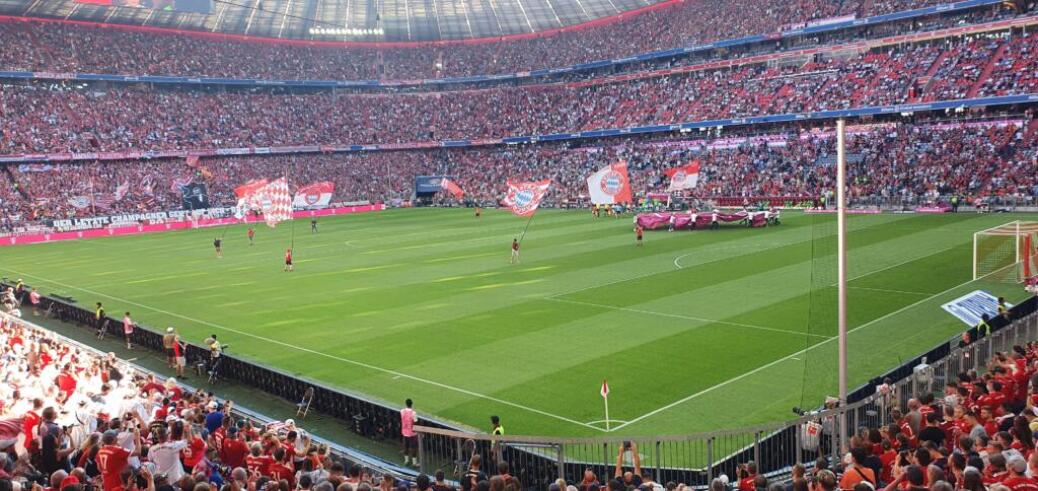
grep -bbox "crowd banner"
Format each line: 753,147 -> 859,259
1,204 -> 385,246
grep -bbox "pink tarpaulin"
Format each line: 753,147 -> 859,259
914,203 -> 952,213
1,204 -> 384,247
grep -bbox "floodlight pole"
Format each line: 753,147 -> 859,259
837,119 -> 848,408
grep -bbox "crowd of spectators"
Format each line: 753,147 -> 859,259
3,32 -> 1036,156
0,310 -> 417,491
0,0 -> 999,79
2,120 -> 1035,226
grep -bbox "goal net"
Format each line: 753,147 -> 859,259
973,221 -> 1038,283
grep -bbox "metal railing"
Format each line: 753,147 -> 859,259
414,304 -> 1038,489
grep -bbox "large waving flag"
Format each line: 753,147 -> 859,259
235,178 -> 292,227
503,180 -> 551,217
293,182 -> 335,208
586,161 -> 632,205
441,178 -> 465,199
665,161 -> 701,192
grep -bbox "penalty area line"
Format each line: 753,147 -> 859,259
607,275 -> 980,432
4,268 -> 605,433
545,297 -> 832,340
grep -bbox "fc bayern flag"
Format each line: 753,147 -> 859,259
503,179 -> 551,217
600,380 -> 609,398
293,181 -> 335,208
441,178 -> 465,199
665,160 -> 701,192
586,161 -> 632,205
238,178 -> 293,227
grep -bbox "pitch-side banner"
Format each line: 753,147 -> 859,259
586,161 -> 632,205
665,161 -> 701,192
293,182 -> 335,208
941,290 -> 1011,326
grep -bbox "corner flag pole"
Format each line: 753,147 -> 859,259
837,118 -> 848,405
601,379 -> 610,431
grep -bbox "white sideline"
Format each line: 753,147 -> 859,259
544,297 -> 833,340
2,269 -> 607,433
833,243 -> 960,287
846,286 -> 933,296
606,275 -> 979,432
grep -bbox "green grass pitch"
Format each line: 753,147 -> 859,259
1,209 -> 1032,437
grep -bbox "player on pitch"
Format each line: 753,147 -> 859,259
284,248 -> 294,272
311,218 -> 318,233
248,227 -> 255,246
635,225 -> 644,246
214,238 -> 223,258
510,238 -> 520,264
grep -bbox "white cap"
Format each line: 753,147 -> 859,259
167,327 -> 174,333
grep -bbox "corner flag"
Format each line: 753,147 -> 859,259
601,380 -> 610,398
601,379 -> 611,431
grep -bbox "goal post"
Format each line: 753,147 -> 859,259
973,221 -> 1038,283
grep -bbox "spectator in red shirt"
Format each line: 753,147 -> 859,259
97,429 -> 137,491
267,447 -> 296,489
219,427 -> 249,470
1003,456 -> 1038,491
246,442 -> 275,478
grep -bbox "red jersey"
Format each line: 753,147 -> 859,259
22,411 -> 40,449
1004,476 -> 1038,491
738,475 -> 756,491
248,229 -> 255,238
97,445 -> 131,491
181,436 -> 207,468
57,372 -> 77,395
246,455 -> 275,477
268,463 -> 296,488
220,439 -> 249,469
285,251 -> 293,262
511,242 -> 519,251
636,227 -> 644,238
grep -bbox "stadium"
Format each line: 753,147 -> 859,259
2,0 -> 1038,490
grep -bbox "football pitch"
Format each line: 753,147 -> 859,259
1,209 -> 1032,437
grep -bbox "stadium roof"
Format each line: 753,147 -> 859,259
0,0 -> 662,42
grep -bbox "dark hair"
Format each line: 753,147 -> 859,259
416,476 -> 430,491
490,416 -> 500,425
406,399 -> 413,408
905,466 -> 925,486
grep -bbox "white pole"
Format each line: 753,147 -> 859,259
837,119 -> 848,405
973,232 -> 978,281
604,395 -> 611,431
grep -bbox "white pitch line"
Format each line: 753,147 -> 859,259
4,269 -> 603,433
847,286 -> 933,296
834,243 -> 960,287
607,276 -> 978,432
545,297 -> 832,340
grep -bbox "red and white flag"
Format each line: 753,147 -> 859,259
293,181 -> 335,208
600,380 -> 610,398
236,178 -> 292,227
665,161 -> 701,192
441,178 -> 465,199
235,179 -> 269,199
114,181 -> 130,202
502,179 -> 551,217
586,161 -> 632,205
